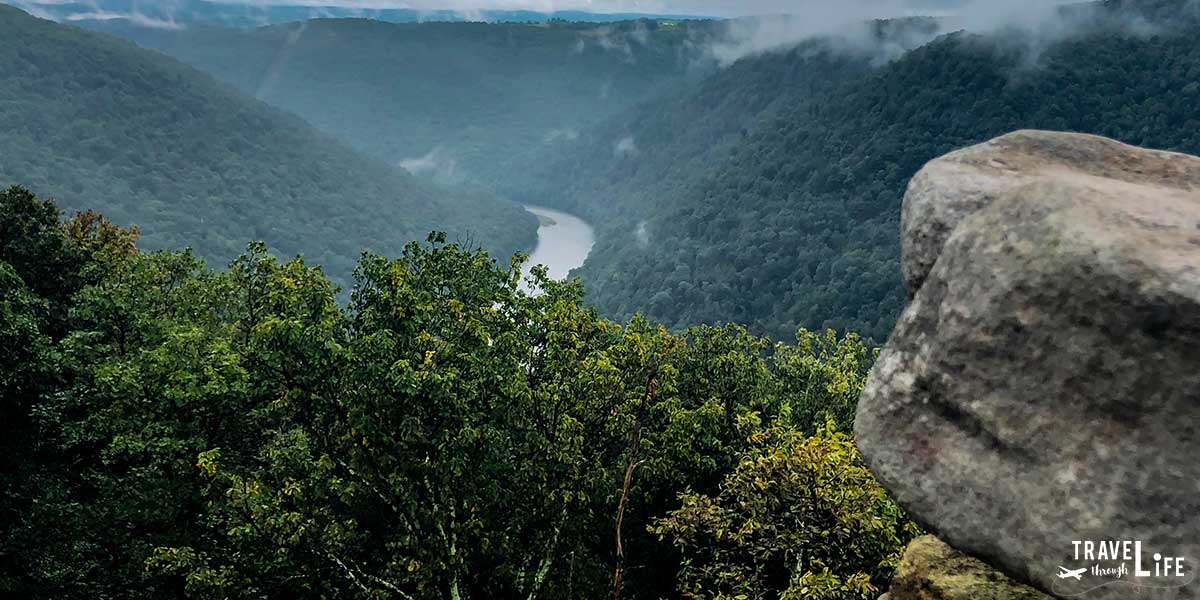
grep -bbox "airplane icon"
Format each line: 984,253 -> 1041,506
1058,566 -> 1087,580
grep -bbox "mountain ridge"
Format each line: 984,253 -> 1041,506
83,16 -> 723,186
0,3 -> 536,282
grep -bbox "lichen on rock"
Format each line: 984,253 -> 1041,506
885,535 -> 1051,600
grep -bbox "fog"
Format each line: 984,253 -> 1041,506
20,0 -> 1168,70
9,0 -> 1077,26
399,146 -> 463,184
56,0 -> 1085,19
703,0 -> 1131,66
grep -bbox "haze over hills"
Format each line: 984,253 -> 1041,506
84,17 -> 723,186
12,0 -> 713,27
40,0 -> 1200,343
0,3 -> 536,282
3,0 -> 1200,599
502,0 -> 1200,341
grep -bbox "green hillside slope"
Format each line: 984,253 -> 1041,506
87,18 -> 720,185
519,0 -> 1200,341
0,4 -> 536,281
499,18 -> 940,220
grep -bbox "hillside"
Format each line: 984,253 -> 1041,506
497,40 -> 867,217
499,18 -> 941,229
4,0 -> 1198,598
510,0 -> 1200,342
0,4 -> 536,282
86,17 -> 721,185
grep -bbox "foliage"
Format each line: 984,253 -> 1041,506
510,1 -> 1200,342
0,4 -> 536,289
775,330 -> 876,436
657,422 -> 918,600
0,187 -> 903,600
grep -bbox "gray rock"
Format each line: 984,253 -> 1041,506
900,130 -> 1200,296
858,131 -> 1200,599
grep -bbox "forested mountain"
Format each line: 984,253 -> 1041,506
0,4 -> 536,283
0,185 -> 913,599
496,40 -> 867,216
86,17 -> 721,185
6,0 -> 1198,598
507,0 -> 1200,342
38,0 -> 1200,344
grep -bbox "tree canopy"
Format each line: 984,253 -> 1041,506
0,185 -> 911,599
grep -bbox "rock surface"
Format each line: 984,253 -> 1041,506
900,130 -> 1200,296
858,130 -> 1200,599
885,536 -> 1051,600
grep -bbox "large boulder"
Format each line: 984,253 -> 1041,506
857,130 -> 1200,599
900,130 -> 1200,296
885,535 -> 1051,600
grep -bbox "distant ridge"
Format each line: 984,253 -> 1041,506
90,16 -> 722,186
0,3 -> 536,282
12,0 -> 714,28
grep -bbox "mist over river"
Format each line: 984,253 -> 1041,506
522,205 -> 595,288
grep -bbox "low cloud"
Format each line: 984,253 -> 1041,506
614,135 -> 638,157
20,0 -> 1070,20
544,128 -> 580,143
68,11 -> 184,29
703,0 -> 1158,66
183,1 -> 1060,19
399,145 -> 463,183
573,23 -> 658,63
16,0 -> 188,28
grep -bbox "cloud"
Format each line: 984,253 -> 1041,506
635,221 -> 649,247
578,25 -> 636,61
78,0 -> 1051,19
700,0 -> 1143,66
255,20 -> 309,98
14,0 -> 188,29
62,11 -> 185,29
399,145 -> 463,183
614,135 -> 637,157
544,128 -> 580,143
13,0 -> 1088,24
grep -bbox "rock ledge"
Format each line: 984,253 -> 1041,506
860,131 -> 1200,599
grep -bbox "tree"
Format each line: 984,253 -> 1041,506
657,421 -> 917,600
774,329 -> 875,435
2,189 -> 904,600
0,186 -> 79,328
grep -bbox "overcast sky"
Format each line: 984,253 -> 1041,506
196,0 -> 992,18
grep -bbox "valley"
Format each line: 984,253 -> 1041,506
2,1 -> 1199,598
73,0 -> 1200,343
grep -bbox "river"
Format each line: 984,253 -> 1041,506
522,205 -> 595,289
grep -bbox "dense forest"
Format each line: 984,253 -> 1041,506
503,0 -> 1200,342
89,17 -> 722,186
0,4 -> 537,286
7,2 -> 1200,594
0,185 -> 916,599
68,0 -> 1200,344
